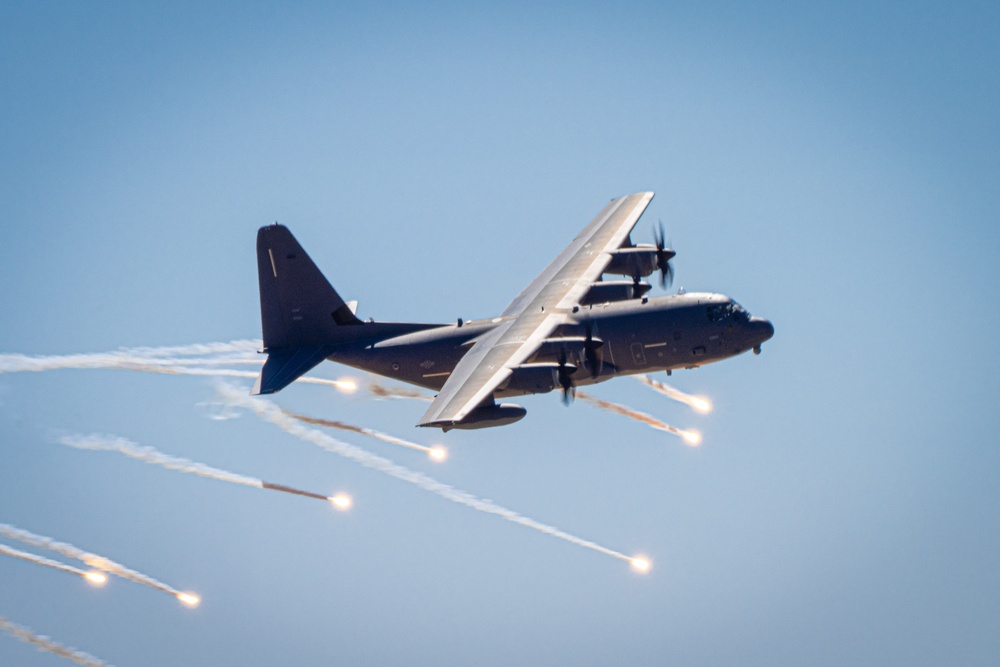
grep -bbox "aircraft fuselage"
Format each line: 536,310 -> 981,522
327,292 -> 774,397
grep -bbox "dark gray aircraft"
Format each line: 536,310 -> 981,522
252,192 -> 773,431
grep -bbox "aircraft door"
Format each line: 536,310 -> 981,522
630,342 -> 647,366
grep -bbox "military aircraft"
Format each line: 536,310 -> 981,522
252,192 -> 774,431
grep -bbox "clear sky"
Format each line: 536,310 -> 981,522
2,2 -> 999,665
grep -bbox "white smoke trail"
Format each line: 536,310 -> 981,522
576,390 -> 701,446
0,543 -> 96,580
106,340 -> 260,357
0,352 -> 367,397
216,382 -> 635,566
0,356 -> 263,377
58,434 -> 262,489
116,354 -> 262,367
106,364 -> 261,382
54,435 -> 345,510
0,340 -> 261,374
633,375 -> 712,413
289,412 -> 444,458
0,523 -> 184,597
0,617 -> 110,667
0,342 -> 384,401
114,363 -> 354,391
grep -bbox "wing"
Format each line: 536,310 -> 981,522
418,192 -> 654,428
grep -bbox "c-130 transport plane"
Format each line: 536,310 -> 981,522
252,192 -> 774,431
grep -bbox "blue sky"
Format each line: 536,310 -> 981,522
2,2 -> 999,665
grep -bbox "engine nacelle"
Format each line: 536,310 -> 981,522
446,403 -> 527,430
499,362 -> 570,394
603,246 -> 659,278
580,280 -> 651,305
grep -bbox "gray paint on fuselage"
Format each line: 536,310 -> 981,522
324,292 -> 772,397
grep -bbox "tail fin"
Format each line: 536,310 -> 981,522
257,224 -> 361,350
253,224 -> 360,394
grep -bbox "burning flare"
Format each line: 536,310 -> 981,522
176,592 -> 201,607
0,543 -> 100,583
1,522 -> 190,602
289,411 -> 445,460
84,571 -> 108,586
217,381 -> 645,571
329,494 -> 353,510
576,391 -> 702,446
0,341 -> 361,395
57,435 -> 350,509
681,430 -> 702,446
630,556 -> 652,573
331,378 -> 358,393
634,375 -> 712,413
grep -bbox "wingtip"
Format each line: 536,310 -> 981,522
613,191 -> 655,202
417,420 -> 451,432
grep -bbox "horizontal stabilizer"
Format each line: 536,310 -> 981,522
251,346 -> 332,395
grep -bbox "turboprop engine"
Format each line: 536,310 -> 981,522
579,280 -> 652,305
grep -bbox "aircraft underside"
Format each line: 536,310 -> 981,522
326,292 -> 771,401
251,193 -> 773,430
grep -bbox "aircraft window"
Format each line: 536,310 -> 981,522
707,304 -> 728,322
707,302 -> 750,323
731,301 -> 750,323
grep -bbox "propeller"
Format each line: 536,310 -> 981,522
583,320 -> 604,379
557,348 -> 577,405
653,221 -> 676,289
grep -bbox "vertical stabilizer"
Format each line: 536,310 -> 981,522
253,224 -> 361,395
256,224 -> 361,351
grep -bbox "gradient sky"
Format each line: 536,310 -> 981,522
2,2 -> 999,665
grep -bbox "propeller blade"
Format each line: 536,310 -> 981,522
557,346 -> 578,405
562,384 -> 574,405
653,221 -> 675,289
584,320 -> 604,379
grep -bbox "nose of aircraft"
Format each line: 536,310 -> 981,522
750,316 -> 774,344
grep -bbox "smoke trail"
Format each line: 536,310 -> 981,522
117,364 -> 262,381
0,351 -> 367,399
0,617 -> 110,667
216,382 -> 639,568
0,340 -> 261,374
0,356 -> 264,380
576,390 -> 701,446
633,375 -> 712,413
117,354 -> 262,367
0,523 -> 170,593
59,434 -> 262,488
0,341 -> 362,399
0,543 -> 101,582
288,411 -> 446,460
106,340 -> 260,358
116,363 -> 355,392
367,381 -> 433,401
0,522 -> 189,600
54,436 -> 349,512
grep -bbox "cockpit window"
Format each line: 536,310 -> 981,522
707,301 -> 751,323
731,301 -> 750,323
